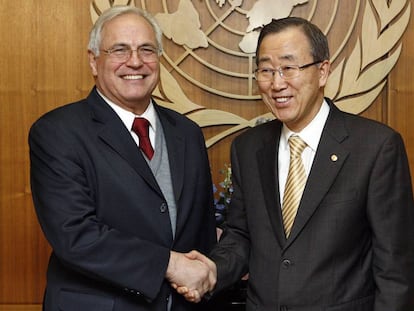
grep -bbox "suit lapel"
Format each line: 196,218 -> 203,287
286,102 -> 349,246
155,104 -> 189,239
156,104 -> 185,202
257,121 -> 287,248
87,89 -> 162,197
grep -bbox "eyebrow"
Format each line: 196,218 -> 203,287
257,56 -> 272,64
106,42 -> 158,50
109,43 -> 129,48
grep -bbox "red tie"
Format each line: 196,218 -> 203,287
132,117 -> 154,160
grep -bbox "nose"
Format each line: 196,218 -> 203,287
126,50 -> 143,67
271,70 -> 287,90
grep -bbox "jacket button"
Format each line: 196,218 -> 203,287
160,202 -> 168,213
282,259 -> 291,269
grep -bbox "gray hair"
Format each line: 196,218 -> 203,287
88,5 -> 163,56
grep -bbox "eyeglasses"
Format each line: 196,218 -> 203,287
100,45 -> 160,63
254,60 -> 322,81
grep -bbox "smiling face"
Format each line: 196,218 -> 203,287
88,13 -> 160,114
256,26 -> 330,132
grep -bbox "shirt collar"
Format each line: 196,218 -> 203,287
281,99 -> 330,152
97,89 -> 157,132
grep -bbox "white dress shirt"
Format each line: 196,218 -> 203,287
97,89 -> 156,148
278,100 -> 330,204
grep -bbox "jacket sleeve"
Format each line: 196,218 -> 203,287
209,140 -> 250,292
367,131 -> 414,310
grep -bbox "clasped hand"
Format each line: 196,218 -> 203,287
166,250 -> 216,303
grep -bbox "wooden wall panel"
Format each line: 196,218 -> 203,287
388,10 -> 414,180
0,0 -> 93,303
0,0 -> 413,305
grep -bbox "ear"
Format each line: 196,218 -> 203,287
88,50 -> 98,77
318,60 -> 331,87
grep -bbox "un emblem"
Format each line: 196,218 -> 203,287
90,0 -> 410,147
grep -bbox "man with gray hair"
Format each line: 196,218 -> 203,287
29,5 -> 216,310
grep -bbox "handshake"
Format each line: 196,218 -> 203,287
166,250 -> 217,303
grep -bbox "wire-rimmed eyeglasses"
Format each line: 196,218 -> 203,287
254,60 -> 323,81
100,45 -> 161,63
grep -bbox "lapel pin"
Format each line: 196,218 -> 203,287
331,154 -> 338,162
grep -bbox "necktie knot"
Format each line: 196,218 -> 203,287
288,135 -> 307,158
132,117 -> 154,160
132,117 -> 150,137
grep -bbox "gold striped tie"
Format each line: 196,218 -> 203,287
282,136 -> 307,238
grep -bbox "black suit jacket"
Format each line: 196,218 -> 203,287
210,99 -> 414,311
29,88 -> 216,311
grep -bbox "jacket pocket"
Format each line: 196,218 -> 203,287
245,295 -> 258,311
58,289 -> 114,311
326,295 -> 374,311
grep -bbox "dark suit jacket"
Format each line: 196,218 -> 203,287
210,99 -> 414,311
29,88 -> 216,311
